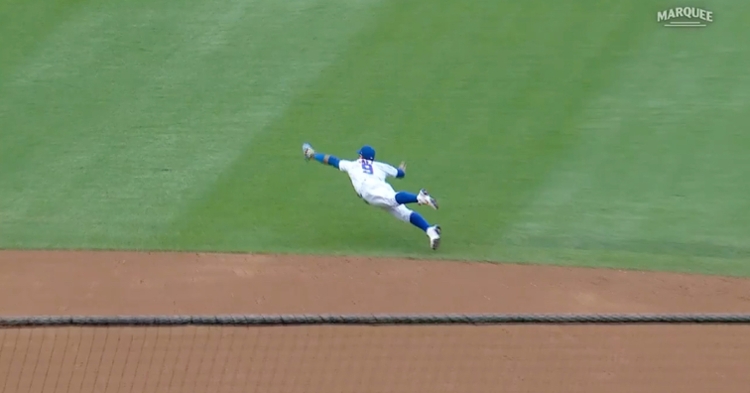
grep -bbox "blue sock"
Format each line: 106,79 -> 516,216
395,191 -> 419,204
409,212 -> 430,232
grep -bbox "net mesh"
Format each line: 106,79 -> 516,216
1,323 -> 750,393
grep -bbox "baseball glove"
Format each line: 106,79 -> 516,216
302,143 -> 315,160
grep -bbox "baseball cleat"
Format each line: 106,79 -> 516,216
417,189 -> 439,210
427,225 -> 441,250
302,143 -> 315,160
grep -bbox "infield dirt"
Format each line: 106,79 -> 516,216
1,250 -> 750,392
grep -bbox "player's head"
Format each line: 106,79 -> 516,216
358,145 -> 376,161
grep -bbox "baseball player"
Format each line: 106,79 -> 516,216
302,143 -> 442,250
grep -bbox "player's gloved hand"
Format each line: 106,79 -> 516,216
399,162 -> 407,172
302,143 -> 315,160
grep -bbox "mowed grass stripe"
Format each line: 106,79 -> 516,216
0,0 -> 384,249
3,0 -> 259,247
0,0 -> 89,78
501,1 -> 750,274
460,0 -> 658,257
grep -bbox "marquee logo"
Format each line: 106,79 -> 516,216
657,7 -> 713,27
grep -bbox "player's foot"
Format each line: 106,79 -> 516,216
427,225 -> 441,250
302,143 -> 315,160
417,189 -> 439,210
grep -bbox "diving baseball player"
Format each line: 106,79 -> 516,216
302,143 -> 442,250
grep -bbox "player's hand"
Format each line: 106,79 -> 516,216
399,162 -> 407,172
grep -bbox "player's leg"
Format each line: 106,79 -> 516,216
394,189 -> 439,210
363,183 -> 441,250
385,205 -> 441,250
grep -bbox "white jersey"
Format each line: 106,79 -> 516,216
337,158 -> 399,196
337,157 -> 411,219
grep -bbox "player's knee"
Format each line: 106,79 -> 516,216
391,206 -> 412,223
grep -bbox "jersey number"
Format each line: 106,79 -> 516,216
361,161 -> 374,175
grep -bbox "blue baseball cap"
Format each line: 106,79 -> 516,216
358,145 -> 376,160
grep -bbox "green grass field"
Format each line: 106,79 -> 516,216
2,0 -> 749,276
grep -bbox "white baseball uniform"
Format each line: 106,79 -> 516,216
337,158 -> 413,222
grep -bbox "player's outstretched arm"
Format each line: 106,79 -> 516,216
313,153 -> 340,169
303,143 -> 340,169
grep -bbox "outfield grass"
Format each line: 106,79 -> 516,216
2,0 -> 749,276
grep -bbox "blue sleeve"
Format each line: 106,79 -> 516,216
314,153 -> 340,169
396,168 -> 405,178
